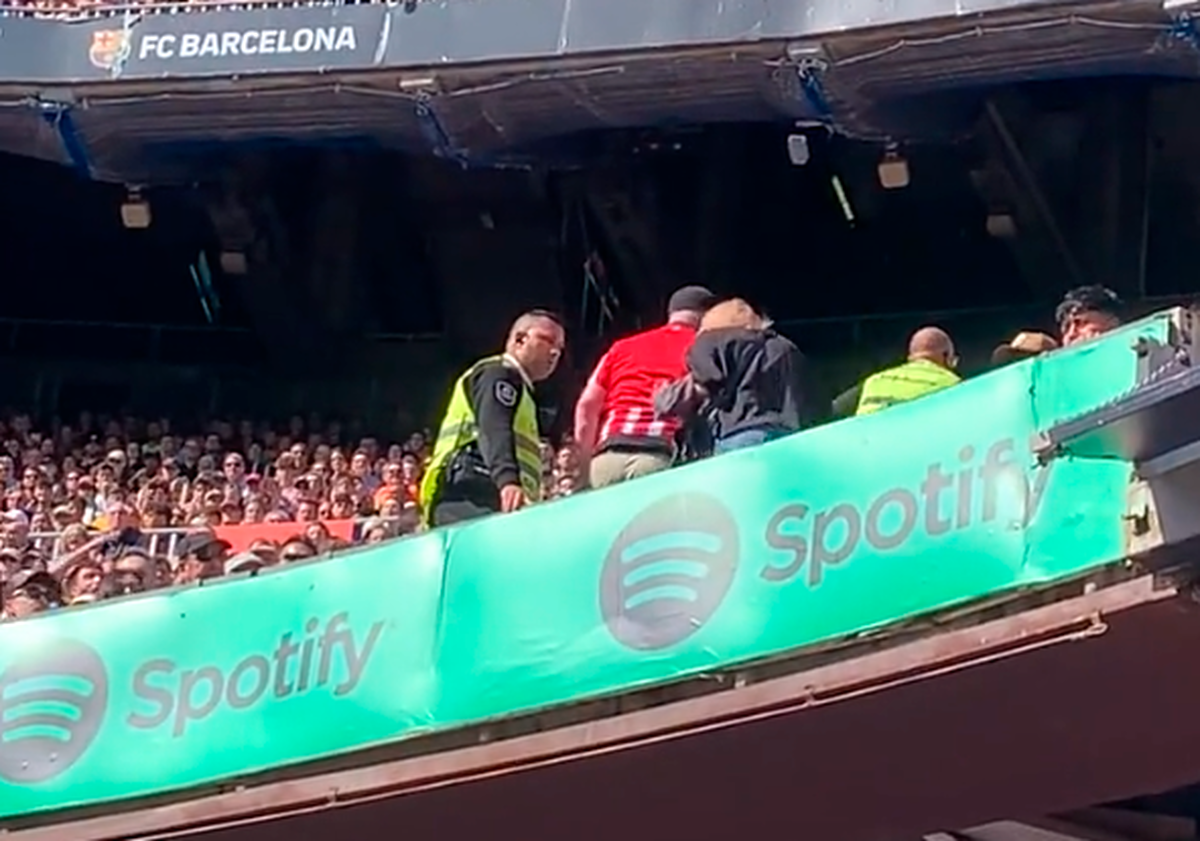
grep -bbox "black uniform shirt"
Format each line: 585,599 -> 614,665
464,358 -> 531,491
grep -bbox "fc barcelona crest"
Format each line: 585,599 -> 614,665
89,30 -> 131,71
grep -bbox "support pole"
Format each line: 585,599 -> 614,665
40,105 -> 93,180
985,100 -> 1084,289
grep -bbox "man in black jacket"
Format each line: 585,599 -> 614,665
685,299 -> 817,454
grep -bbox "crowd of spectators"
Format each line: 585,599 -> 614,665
0,411 -> 584,621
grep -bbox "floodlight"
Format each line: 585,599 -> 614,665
120,187 -> 151,229
877,147 -> 910,190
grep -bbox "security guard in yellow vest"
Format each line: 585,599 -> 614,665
855,326 -> 961,416
420,310 -> 566,527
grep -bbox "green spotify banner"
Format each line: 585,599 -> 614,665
0,313 -> 1172,819
0,534 -> 448,816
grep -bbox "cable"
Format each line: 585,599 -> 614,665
831,15 -> 1171,69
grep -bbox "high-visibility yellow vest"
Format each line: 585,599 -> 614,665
419,356 -> 543,518
855,358 -> 960,416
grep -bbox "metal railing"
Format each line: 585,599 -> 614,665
30,527 -> 191,561
0,0 -> 386,21
28,516 -> 401,561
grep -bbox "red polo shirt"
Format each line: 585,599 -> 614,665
587,322 -> 697,454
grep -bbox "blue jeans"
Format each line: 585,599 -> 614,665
714,427 -> 788,454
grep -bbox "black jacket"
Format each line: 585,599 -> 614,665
686,327 -> 816,440
653,374 -> 714,462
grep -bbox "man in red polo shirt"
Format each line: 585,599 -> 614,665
574,285 -> 716,489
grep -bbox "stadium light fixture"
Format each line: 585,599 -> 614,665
398,75 -> 437,92
986,213 -> 1017,239
220,251 -> 248,275
120,187 -> 151,229
877,145 -> 910,190
785,42 -> 823,61
786,133 -> 810,166
37,89 -> 77,106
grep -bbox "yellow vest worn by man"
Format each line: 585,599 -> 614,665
419,355 -> 543,520
855,358 -> 960,416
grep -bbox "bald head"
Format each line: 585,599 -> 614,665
507,312 -> 560,346
506,310 -> 566,383
908,326 -> 956,369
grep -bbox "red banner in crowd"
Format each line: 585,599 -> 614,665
214,520 -> 356,553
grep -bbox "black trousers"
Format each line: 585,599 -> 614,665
430,463 -> 502,527
431,497 -> 498,527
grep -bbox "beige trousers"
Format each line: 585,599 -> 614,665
588,450 -> 673,489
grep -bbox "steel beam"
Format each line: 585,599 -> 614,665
984,99 -> 1084,291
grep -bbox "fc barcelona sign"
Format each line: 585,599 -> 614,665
78,5 -> 384,79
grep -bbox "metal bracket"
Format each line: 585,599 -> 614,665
1134,335 -> 1191,388
1172,304 -> 1200,353
412,95 -> 470,168
1165,12 -> 1200,52
36,102 -> 93,179
1125,479 -> 1161,558
793,57 -> 834,125
1137,437 -> 1200,481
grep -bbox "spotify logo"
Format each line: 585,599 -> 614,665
601,493 -> 739,650
0,639 -> 108,783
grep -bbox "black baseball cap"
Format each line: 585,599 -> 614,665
1055,285 -> 1123,330
667,286 -> 717,315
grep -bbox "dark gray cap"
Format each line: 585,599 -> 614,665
3,569 -> 57,601
174,532 -> 232,561
667,286 -> 717,315
224,552 -> 265,576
